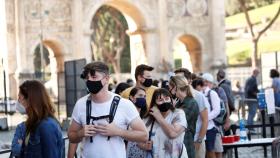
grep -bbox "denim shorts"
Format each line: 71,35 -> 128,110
206,127 -> 218,151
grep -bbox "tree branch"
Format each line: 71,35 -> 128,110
238,0 -> 255,38
257,4 -> 280,40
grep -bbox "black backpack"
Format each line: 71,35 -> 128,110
86,95 -> 120,142
206,90 -> 227,126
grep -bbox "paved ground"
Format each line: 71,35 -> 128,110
0,129 -> 273,158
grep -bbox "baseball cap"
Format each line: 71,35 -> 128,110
202,73 -> 214,83
80,61 -> 109,79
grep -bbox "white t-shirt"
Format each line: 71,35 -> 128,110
203,87 -> 221,130
71,92 -> 139,158
192,89 -> 208,141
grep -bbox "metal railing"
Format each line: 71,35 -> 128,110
230,105 -> 280,158
272,138 -> 280,158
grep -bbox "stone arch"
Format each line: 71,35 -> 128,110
43,40 -> 65,99
31,39 -> 65,99
43,40 -> 64,72
173,33 -> 203,73
84,0 -> 156,78
31,39 -> 65,72
84,1 -> 154,30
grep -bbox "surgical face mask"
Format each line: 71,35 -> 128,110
142,78 -> 153,87
86,80 -> 103,94
134,97 -> 147,109
16,101 -> 26,114
157,102 -> 172,112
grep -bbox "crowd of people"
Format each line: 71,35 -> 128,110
66,62 -> 235,158
9,61 -> 280,158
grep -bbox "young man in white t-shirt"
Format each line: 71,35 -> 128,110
68,61 -> 148,158
202,73 -> 222,158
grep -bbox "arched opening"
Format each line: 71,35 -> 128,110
89,2 -> 147,81
33,44 -> 51,81
90,5 -> 131,74
173,35 -> 202,73
33,40 -> 64,99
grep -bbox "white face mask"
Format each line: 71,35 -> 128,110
16,101 -> 26,114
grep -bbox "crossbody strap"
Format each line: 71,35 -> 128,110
148,119 -> 155,141
147,119 -> 155,158
179,144 -> 184,158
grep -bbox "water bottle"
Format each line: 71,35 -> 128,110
239,119 -> 247,142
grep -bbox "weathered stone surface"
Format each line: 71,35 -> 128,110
2,0 -> 225,99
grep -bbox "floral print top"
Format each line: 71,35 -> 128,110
126,141 -> 146,158
145,109 -> 188,158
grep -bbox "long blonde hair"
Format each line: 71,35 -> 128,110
169,75 -> 193,98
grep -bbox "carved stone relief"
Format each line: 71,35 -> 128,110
167,0 -> 208,18
167,0 -> 186,18
23,0 -> 72,52
24,0 -> 71,23
185,0 -> 208,17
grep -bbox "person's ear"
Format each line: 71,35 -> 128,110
137,75 -> 144,82
104,75 -> 110,83
129,96 -> 136,103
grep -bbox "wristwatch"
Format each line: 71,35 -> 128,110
195,138 -> 203,143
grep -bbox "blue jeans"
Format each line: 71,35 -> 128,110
247,101 -> 258,127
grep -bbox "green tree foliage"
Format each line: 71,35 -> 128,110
226,0 -> 242,16
90,5 -> 131,74
226,0 -> 277,16
237,0 -> 280,68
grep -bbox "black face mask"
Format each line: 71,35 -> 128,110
143,78 -> 153,87
157,102 -> 172,112
134,98 -> 147,109
86,80 -> 103,94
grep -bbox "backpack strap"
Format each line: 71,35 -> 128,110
86,95 -> 121,142
91,115 -> 110,121
109,96 -> 121,123
206,90 -> 213,111
107,95 -> 121,140
86,96 -> 93,142
86,98 -> 91,125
